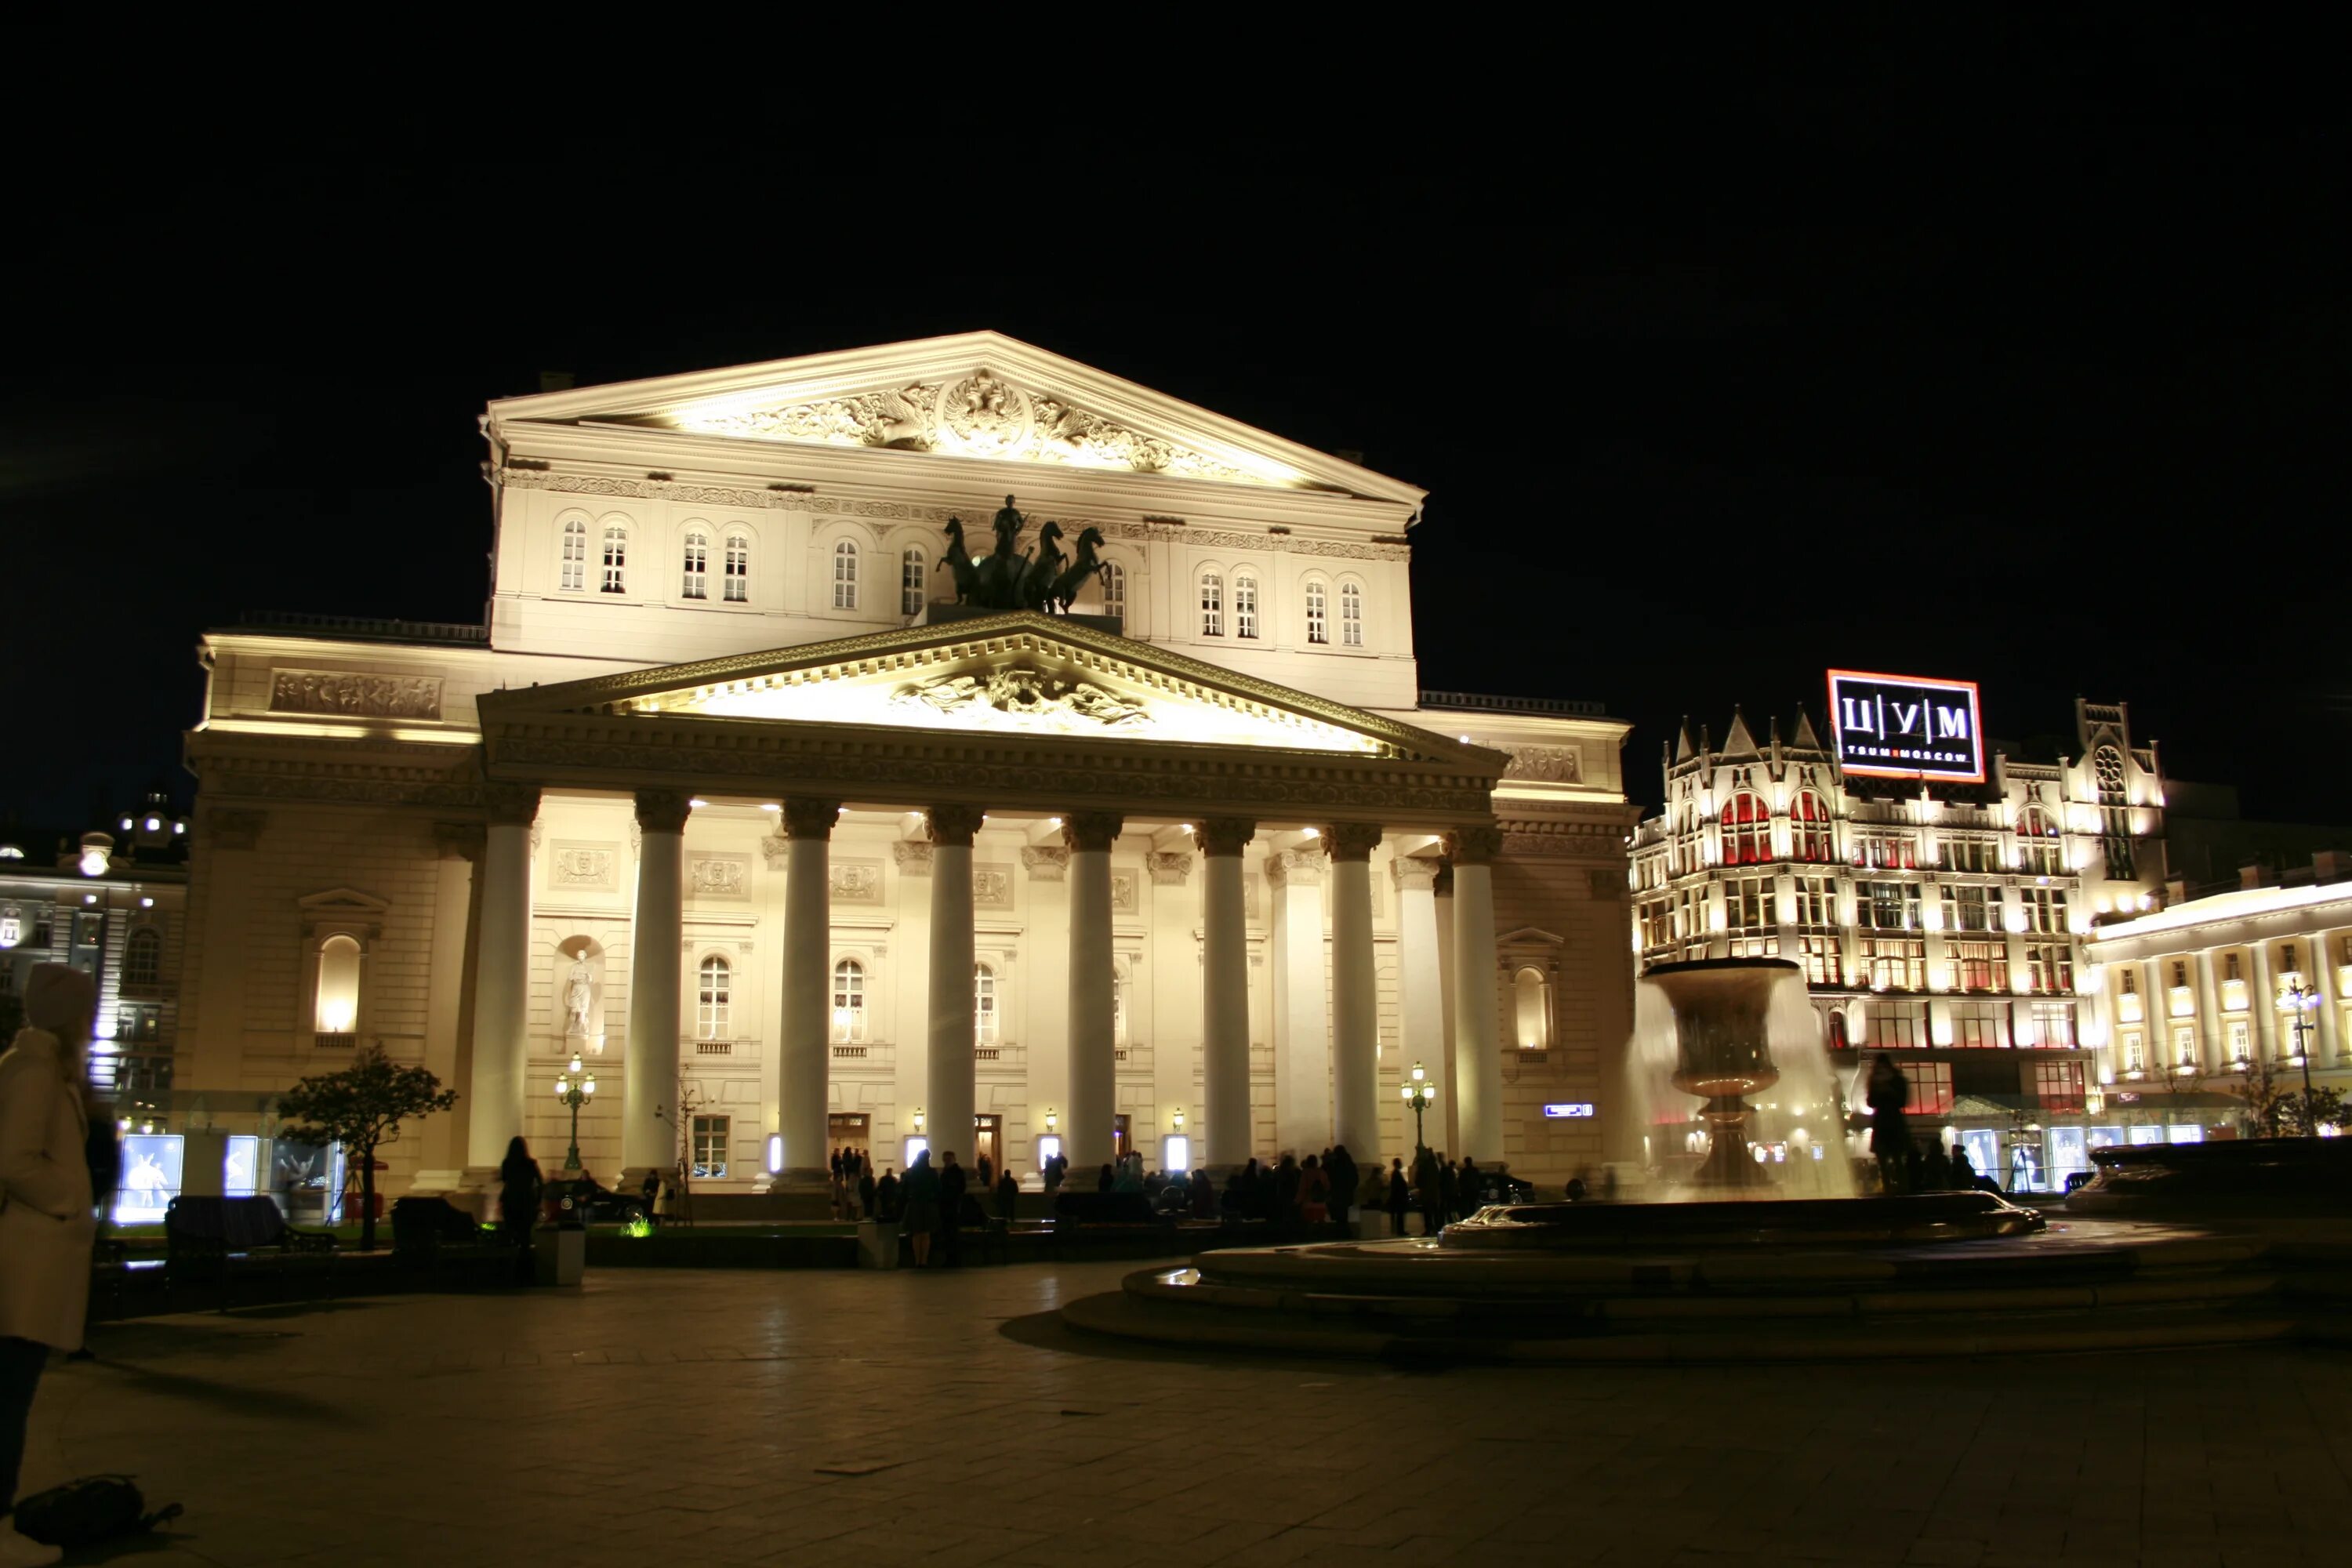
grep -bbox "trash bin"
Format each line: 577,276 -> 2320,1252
534,1224 -> 586,1286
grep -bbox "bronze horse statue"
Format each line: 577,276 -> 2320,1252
936,517 -> 980,605
1018,521 -> 1066,612
971,495 -> 1029,610
1047,524 -> 1109,615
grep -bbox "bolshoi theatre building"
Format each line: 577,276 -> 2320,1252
176,333 -> 1637,1203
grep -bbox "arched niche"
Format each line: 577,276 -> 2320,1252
556,935 -> 608,1052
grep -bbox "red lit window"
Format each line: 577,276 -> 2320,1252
2034,1061 -> 2085,1112
1907,1061 -> 1955,1115
1723,793 -> 1772,866
1791,792 -> 1835,862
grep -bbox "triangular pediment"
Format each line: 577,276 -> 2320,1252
483,612 -> 1488,765
484,332 -> 1424,504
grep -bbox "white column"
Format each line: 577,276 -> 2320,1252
2309,931 -> 2344,1063
1434,865 -> 1459,1152
1269,844 -> 1330,1156
466,784 -> 539,1170
776,797 -> 839,1184
2194,947 -> 2223,1069
1325,823 -> 1382,1161
1198,819 -> 1255,1168
2250,939 -> 2279,1061
622,790 -> 691,1181
1393,854 -> 1445,1155
411,825 -> 481,1188
924,806 -> 982,1174
1065,812 -> 1124,1171
1446,826 -> 1505,1163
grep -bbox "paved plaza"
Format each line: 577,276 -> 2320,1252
22,1261 -> 2352,1566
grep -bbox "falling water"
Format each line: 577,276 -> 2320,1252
1622,968 -> 1857,1200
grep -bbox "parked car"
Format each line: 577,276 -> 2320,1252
547,1177 -> 654,1227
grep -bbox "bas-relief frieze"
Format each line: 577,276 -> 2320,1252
549,842 -> 617,892
895,666 -> 1148,732
495,470 -> 1411,562
1503,746 -> 1582,784
1112,872 -> 1138,913
688,855 -> 750,899
270,668 -> 445,720
974,865 -> 1014,909
831,860 -> 883,905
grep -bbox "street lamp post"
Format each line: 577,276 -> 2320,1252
2281,974 -> 2321,1134
1400,1061 -> 1438,1156
553,1051 -> 596,1173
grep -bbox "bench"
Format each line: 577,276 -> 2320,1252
164,1196 -> 338,1311
390,1195 -> 514,1282
1053,1191 -> 1162,1226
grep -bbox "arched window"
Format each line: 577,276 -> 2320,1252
900,548 -> 927,617
2017,804 -> 2062,873
1514,966 -> 1551,1050
315,935 -> 361,1035
560,517 -> 587,591
832,539 -> 859,610
1198,573 -> 1224,637
832,958 -> 866,1042
123,927 -> 162,990
698,956 -> 731,1040
1791,791 -> 1835,862
681,528 -> 709,600
1099,561 -> 1126,622
1232,573 -> 1259,639
601,524 -> 628,593
974,963 -> 998,1046
1305,579 -> 1328,644
1722,793 -> 1772,866
1340,581 -> 1364,647
724,533 -> 750,602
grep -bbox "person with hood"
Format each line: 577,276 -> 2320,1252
2,964 -> 100,1568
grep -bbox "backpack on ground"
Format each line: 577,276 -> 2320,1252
10,1474 -> 183,1548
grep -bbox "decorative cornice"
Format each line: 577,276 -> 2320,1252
633,789 -> 694,835
484,782 -> 542,826
1265,848 -> 1327,888
926,804 -> 985,848
1444,825 -> 1504,867
1147,851 -> 1194,885
1390,855 -> 1440,892
1321,822 -> 1383,862
1020,844 -> 1070,880
497,469 -> 799,511
782,797 -> 842,840
1062,811 -> 1124,854
1193,818 -> 1256,858
892,840 -> 935,875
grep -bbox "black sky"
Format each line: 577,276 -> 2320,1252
4,24 -> 2345,833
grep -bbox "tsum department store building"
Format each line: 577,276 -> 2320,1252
177,334 -> 1637,1203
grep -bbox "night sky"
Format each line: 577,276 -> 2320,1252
6,35 -> 2344,836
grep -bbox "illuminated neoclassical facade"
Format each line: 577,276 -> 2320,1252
177,334 -> 1635,1200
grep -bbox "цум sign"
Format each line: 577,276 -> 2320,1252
1826,670 -> 1985,782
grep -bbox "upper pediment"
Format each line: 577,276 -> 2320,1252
482,611 -> 1483,766
485,332 -> 1425,505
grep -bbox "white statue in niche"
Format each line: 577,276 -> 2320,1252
564,958 -> 596,1037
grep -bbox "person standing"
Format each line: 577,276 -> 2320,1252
1387,1157 -> 1410,1236
858,1161 -> 878,1220
1411,1147 -> 1440,1236
2,965 -> 101,1568
876,1165 -> 902,1225
1273,1153 -> 1302,1223
1866,1053 -> 1912,1195
1438,1156 -> 1460,1227
1298,1155 -> 1330,1225
1457,1156 -> 1483,1219
498,1135 -> 543,1284
993,1165 -> 1019,1226
938,1152 -> 967,1267
899,1152 -> 939,1267
1325,1144 -> 1359,1238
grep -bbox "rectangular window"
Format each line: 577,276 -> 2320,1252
1199,575 -> 1223,637
682,535 -> 707,599
901,551 -> 925,617
1798,932 -> 1837,984
561,522 -> 586,590
1305,583 -> 1327,644
2019,887 -> 2067,935
1867,1009 -> 1919,1048
2226,1018 -> 2251,1064
601,528 -> 627,593
1233,576 -> 1258,639
691,1115 -> 730,1179
2120,1030 -> 2145,1073
831,545 -> 858,610
1727,876 -> 1772,931
2025,942 -> 2074,994
2034,1061 -> 2086,1112
724,536 -> 749,602
1860,938 -> 1924,991
1341,583 -> 1363,647
1908,1061 -> 1955,1116
2172,1023 -> 2198,1069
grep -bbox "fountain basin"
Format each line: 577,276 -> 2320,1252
1440,1192 -> 2045,1249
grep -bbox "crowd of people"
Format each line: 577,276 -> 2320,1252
1864,1051 -> 2001,1194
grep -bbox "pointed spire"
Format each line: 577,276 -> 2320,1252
1672,717 -> 1696,764
1719,705 -> 1760,759
1790,706 -> 1822,751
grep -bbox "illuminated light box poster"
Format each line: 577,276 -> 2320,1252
1826,670 -> 1985,782
116,1134 -> 186,1224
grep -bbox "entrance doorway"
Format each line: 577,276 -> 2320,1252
972,1114 -> 1002,1179
1112,1113 -> 1132,1163
827,1113 -> 870,1162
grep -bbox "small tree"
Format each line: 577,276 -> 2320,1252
277,1044 -> 459,1250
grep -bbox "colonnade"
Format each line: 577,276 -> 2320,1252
462,786 -> 1509,1185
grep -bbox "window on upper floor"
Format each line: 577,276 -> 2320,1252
1232,573 -> 1259,639
561,518 -> 587,591
1199,573 -> 1223,637
974,963 -> 999,1046
601,525 -> 627,593
2016,804 -> 2063,873
682,529 -> 709,600
699,956 -> 731,1040
1305,580 -> 1327,644
832,540 -> 859,610
122,927 -> 162,990
724,533 -> 750,602
1791,792 -> 1835,862
1099,561 -> 1126,623
1340,581 -> 1363,647
901,549 -> 926,617
833,959 -> 866,1042
1722,793 -> 1772,866
315,935 -> 361,1036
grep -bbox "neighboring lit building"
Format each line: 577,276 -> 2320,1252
2083,852 -> 2351,1127
1630,698 -> 2169,1190
0,790 -> 189,1122
176,334 -> 1637,1207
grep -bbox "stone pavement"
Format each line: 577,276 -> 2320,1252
22,1261 -> 2352,1566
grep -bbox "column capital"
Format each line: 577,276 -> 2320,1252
1320,822 -> 1384,862
1390,854 -> 1440,892
925,804 -> 986,847
433,821 -> 486,862
1265,847 -> 1326,889
893,839 -> 935,875
633,789 -> 694,835
1193,818 -> 1256,857
483,782 -> 542,827
1021,844 -> 1071,880
1443,824 -> 1505,866
1062,811 -> 1125,854
1147,851 -> 1194,885
782,797 -> 844,840
205,807 -> 268,851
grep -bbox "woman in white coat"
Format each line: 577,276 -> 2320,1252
0,964 -> 98,1568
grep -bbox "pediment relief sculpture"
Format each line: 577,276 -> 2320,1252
892,664 -> 1148,734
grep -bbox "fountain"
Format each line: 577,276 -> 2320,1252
1653,956 -> 1785,1189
